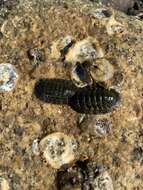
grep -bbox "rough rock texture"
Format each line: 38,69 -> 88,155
0,0 -> 143,189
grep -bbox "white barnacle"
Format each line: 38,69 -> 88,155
0,63 -> 18,92
39,132 -> 78,169
65,37 -> 104,63
106,15 -> 124,36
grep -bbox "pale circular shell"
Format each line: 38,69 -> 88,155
39,132 -> 78,169
0,63 -> 18,92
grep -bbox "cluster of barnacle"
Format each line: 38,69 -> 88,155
32,132 -> 114,189
50,36 -> 114,87
0,35 -> 120,114
34,36 -> 120,114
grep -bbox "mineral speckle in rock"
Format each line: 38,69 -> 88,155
39,132 -> 78,169
0,63 -> 18,92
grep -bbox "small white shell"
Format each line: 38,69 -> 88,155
90,59 -> 114,82
39,132 -> 78,169
0,63 -> 18,92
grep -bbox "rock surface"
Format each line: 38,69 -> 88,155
0,0 -> 143,189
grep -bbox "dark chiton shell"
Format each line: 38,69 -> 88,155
34,78 -> 77,104
68,84 -> 120,114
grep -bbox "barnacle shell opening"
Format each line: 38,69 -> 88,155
39,132 -> 78,169
71,63 -> 93,88
0,63 -> 18,92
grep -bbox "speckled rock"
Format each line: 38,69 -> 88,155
0,0 -> 143,189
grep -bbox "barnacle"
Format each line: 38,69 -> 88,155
106,15 -> 124,35
65,37 -> 104,63
79,116 -> 112,137
90,59 -> 114,82
39,132 -> 78,169
71,62 -> 93,88
27,48 -> 44,65
0,63 -> 18,92
50,36 -> 75,60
